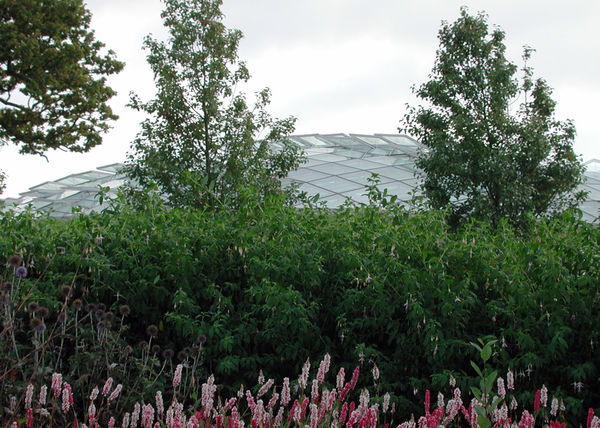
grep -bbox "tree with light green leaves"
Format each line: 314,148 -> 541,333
125,0 -> 302,209
402,8 -> 585,228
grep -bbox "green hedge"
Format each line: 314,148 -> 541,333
1,192 -> 599,422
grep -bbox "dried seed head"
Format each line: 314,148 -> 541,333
86,303 -> 96,313
146,324 -> 159,338
96,303 -> 106,311
57,312 -> 67,324
119,305 -> 130,316
95,309 -> 106,320
37,307 -> 49,319
104,311 -> 115,323
72,299 -> 83,310
3,282 -> 12,292
177,350 -> 188,361
162,348 -> 174,360
27,301 -> 39,314
8,255 -> 22,267
198,334 -> 207,345
30,317 -> 42,331
151,344 -> 161,355
60,286 -> 72,298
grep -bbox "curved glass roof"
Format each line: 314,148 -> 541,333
2,133 -> 600,222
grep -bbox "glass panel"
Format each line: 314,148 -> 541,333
310,176 -> 364,193
309,163 -> 360,175
352,135 -> 388,146
368,156 -> 401,166
371,166 -> 415,181
340,170 -> 395,186
377,182 -> 415,199
581,185 -> 600,200
304,158 -> 327,168
309,153 -> 349,163
297,183 -> 333,198
330,149 -> 364,159
338,159 -> 388,170
378,135 -> 418,147
320,193 -> 353,208
287,168 -> 329,182
342,187 -> 372,205
299,135 -> 331,147
321,135 -> 365,148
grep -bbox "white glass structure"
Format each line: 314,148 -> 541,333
2,133 -> 599,222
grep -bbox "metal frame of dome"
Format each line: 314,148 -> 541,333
2,135 -> 599,222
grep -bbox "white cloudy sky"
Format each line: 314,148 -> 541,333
2,0 -> 599,198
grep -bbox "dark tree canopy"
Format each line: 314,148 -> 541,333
403,8 -> 585,228
0,0 -> 124,155
125,0 -> 302,209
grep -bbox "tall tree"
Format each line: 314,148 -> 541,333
403,8 -> 585,228
0,0 -> 123,155
125,0 -> 302,208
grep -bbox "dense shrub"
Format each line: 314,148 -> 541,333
1,190 -> 599,423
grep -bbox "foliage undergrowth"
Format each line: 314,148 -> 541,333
1,187 -> 599,424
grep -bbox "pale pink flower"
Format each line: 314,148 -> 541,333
273,407 -> 284,427
507,369 -> 514,390
108,384 -> 123,402
37,408 -> 50,418
141,403 -> 155,427
224,397 -> 236,411
25,384 -> 34,409
437,392 -> 444,409
497,377 -> 506,399
541,384 -> 548,407
550,397 -> 559,417
510,396 -> 518,410
281,378 -> 291,406
383,392 -> 390,413
62,383 -> 72,413
267,392 -> 279,410
103,377 -> 114,396
449,374 -> 456,388
108,417 -> 116,428
257,370 -> 265,385
88,403 -> 97,423
90,386 -> 99,401
121,412 -> 130,428
317,353 -> 331,384
311,379 -> 319,403
336,368 -> 345,390
299,358 -> 310,390
372,364 -> 379,383
156,391 -> 164,416
173,364 -> 183,389
201,375 -> 216,413
131,402 -> 141,427
309,403 -> 318,428
51,373 -> 62,398
38,385 -> 47,406
257,378 -> 274,398
359,389 -> 370,408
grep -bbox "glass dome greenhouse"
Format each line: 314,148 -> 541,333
2,133 -> 600,222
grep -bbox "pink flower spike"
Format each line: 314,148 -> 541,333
299,358 -> 310,390
350,366 -> 360,390
108,384 -> 122,402
25,384 -> 34,409
507,369 -> 515,390
534,390 -> 541,413
372,364 -> 379,384
316,353 -> 331,384
38,385 -> 47,406
102,377 -> 114,396
108,417 -> 115,428
173,364 -> 183,389
497,377 -> 506,399
51,373 -> 62,398
281,378 -> 291,406
336,367 -> 345,390
26,408 -> 33,428
424,390 -> 431,415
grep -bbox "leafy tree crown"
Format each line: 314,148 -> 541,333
125,0 -> 302,209
402,8 -> 585,228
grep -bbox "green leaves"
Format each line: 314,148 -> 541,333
0,0 -> 123,155
403,7 -> 584,229
125,0 -> 302,209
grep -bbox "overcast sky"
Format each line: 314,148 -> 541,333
2,0 -> 599,198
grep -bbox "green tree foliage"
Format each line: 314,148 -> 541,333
1,196 -> 599,424
0,0 -> 124,155
403,8 -> 585,228
125,0 -> 302,208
